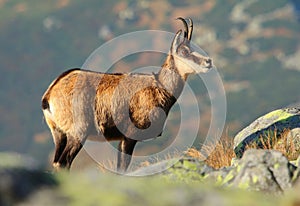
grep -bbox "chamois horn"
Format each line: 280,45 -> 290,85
187,18 -> 193,40
176,17 -> 188,39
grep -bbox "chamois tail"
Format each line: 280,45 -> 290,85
41,68 -> 81,112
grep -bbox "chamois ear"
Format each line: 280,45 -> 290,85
170,30 -> 183,54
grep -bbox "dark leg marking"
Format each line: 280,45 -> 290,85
52,128 -> 67,165
117,138 -> 137,173
57,136 -> 83,170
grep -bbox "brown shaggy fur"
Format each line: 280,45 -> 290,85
42,18 -> 212,172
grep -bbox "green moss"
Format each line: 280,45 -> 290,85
264,109 -> 294,123
222,171 -> 235,184
236,164 -> 242,173
252,175 -> 259,184
216,174 -> 225,186
182,160 -> 197,171
274,163 -> 281,170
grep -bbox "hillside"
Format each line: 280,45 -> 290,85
0,0 -> 299,166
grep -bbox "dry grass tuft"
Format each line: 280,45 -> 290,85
185,147 -> 203,159
186,128 -> 299,169
246,129 -> 299,161
186,135 -> 236,169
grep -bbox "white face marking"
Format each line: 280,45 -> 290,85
173,54 -> 196,77
173,49 -> 212,78
190,52 -> 213,73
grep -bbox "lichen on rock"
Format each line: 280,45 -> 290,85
222,149 -> 297,193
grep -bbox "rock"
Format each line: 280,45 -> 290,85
234,107 -> 300,158
220,149 -> 297,193
292,155 -> 300,187
131,150 -> 300,194
294,176 -> 300,190
143,150 -> 299,194
129,158 -> 214,181
163,158 -> 214,183
0,168 -> 58,205
290,154 -> 300,167
205,166 -> 233,185
128,159 -> 178,176
159,150 -> 297,193
0,152 -> 67,206
130,158 -> 214,181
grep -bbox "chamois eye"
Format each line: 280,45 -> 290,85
180,48 -> 189,56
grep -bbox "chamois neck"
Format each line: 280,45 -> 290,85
158,55 -> 186,98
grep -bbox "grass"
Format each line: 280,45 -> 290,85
246,129 -> 300,161
89,128 -> 299,172
72,127 -> 299,173
186,128 -> 299,169
56,170 -> 300,206
186,135 -> 236,169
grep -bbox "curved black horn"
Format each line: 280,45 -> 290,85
187,18 -> 193,40
176,17 -> 188,39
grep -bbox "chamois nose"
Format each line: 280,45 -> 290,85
206,58 -> 212,68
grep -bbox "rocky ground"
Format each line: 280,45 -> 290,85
0,149 -> 299,206
1,106 -> 300,205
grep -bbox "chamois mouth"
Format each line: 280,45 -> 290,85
195,58 -> 213,74
200,58 -> 213,70
205,58 -> 213,68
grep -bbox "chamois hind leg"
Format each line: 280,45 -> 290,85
117,138 -> 137,173
50,128 -> 67,171
56,136 -> 83,170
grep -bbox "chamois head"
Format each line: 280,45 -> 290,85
170,17 -> 212,77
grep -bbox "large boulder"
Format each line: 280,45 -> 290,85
221,149 -> 297,193
234,107 -> 300,158
159,150 -> 298,193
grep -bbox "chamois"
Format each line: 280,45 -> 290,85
41,17 -> 213,172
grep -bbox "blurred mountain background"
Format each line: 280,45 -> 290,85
0,0 -> 299,168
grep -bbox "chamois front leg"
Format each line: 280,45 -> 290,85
117,138 -> 137,173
